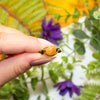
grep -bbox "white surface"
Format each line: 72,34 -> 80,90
29,17 -> 95,100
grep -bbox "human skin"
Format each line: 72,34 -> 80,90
0,25 -> 55,88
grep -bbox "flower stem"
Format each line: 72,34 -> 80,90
41,65 -> 44,80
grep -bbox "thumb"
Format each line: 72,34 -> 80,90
0,53 -> 55,87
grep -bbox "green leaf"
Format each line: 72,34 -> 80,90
73,57 -> 81,63
26,70 -> 32,77
83,10 -> 87,15
73,56 -> 76,63
0,83 -> 11,99
67,63 -> 73,70
19,74 -> 27,87
81,65 -> 87,69
64,9 -> 70,15
11,79 -> 29,100
85,17 -> 92,31
49,70 -> 58,83
93,11 -> 100,20
92,52 -> 100,60
20,90 -> 29,100
92,4 -> 99,12
37,95 -> 41,100
42,80 -> 48,95
65,15 -> 70,23
74,40 -> 85,55
86,72 -> 90,80
31,77 -> 38,91
73,8 -> 80,19
55,14 -> 62,20
45,96 -> 50,100
73,29 -> 89,39
61,56 -> 68,63
87,62 -> 96,71
90,38 -> 100,52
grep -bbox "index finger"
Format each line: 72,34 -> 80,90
0,32 -> 54,54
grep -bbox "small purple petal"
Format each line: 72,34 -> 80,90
50,30 -> 63,40
49,38 -> 59,45
41,32 -> 46,37
59,88 -> 68,96
68,89 -> 73,97
47,18 -> 53,27
41,17 -> 46,31
66,81 -> 73,88
58,84 -> 67,91
49,23 -> 61,30
73,85 -> 80,96
54,82 -> 62,87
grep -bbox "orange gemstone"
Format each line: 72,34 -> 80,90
45,46 -> 56,56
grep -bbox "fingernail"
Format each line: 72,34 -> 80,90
30,57 -> 56,66
38,38 -> 53,48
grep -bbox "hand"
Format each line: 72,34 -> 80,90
0,25 -> 55,87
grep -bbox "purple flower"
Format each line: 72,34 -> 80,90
54,80 -> 80,97
41,17 -> 63,45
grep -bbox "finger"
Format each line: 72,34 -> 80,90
0,53 -> 55,87
0,25 -> 24,34
0,32 -> 54,54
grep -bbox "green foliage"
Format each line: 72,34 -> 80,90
74,39 -> 85,55
93,11 -> 100,20
65,15 -> 70,23
31,77 -> 38,91
67,63 -> 74,70
37,95 -> 41,100
87,61 -> 96,71
73,84 -> 100,100
55,14 -> 62,20
49,70 -> 59,83
0,0 -> 47,35
45,96 -> 50,100
81,65 -> 87,69
73,57 -> 81,63
73,29 -> 89,39
92,52 -> 100,60
72,8 -> 80,20
61,56 -> 68,63
0,79 -> 29,100
84,17 -> 92,31
90,38 -> 100,52
42,80 -> 48,95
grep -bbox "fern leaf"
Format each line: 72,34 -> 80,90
73,84 -> 100,100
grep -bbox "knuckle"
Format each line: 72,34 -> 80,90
13,55 -> 30,76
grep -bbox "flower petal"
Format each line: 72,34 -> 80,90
68,89 -> 73,97
66,81 -> 73,88
50,29 -> 62,39
59,88 -> 68,96
73,85 -> 80,96
49,38 -> 59,45
54,82 -> 62,87
47,18 -> 53,27
58,81 -> 68,91
41,17 -> 46,31
41,32 -> 47,37
49,23 -> 61,31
